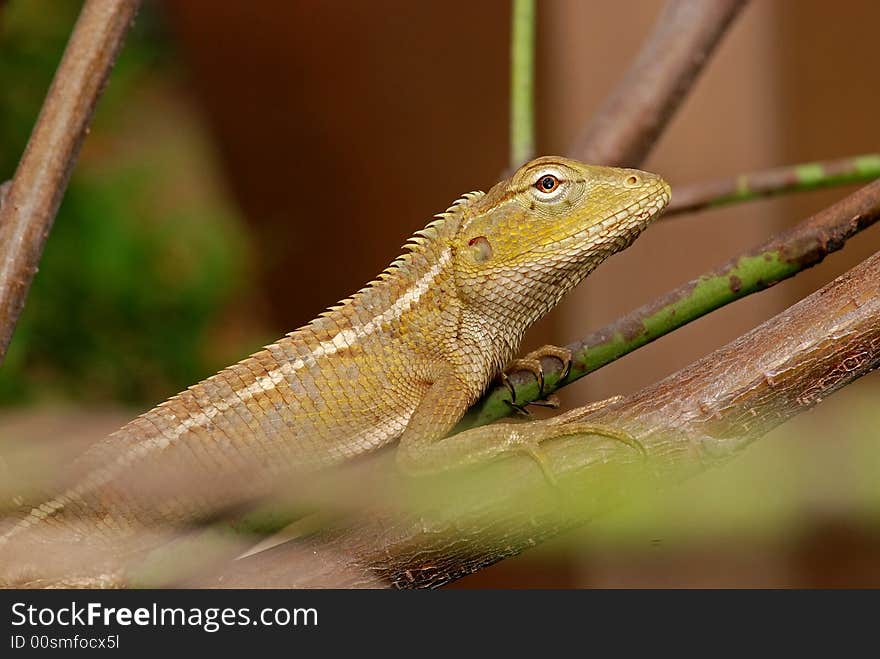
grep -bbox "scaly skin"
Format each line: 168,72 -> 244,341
0,156 -> 669,586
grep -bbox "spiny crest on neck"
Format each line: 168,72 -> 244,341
305,190 -> 484,325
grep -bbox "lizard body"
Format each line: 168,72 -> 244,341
0,156 -> 669,586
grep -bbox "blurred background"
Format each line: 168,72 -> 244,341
0,0 -> 877,587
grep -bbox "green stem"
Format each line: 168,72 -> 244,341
509,0 -> 535,169
666,154 -> 880,216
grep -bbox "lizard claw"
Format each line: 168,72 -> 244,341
500,373 -> 531,416
559,353 -> 573,383
502,358 -> 546,398
527,394 -> 561,409
536,345 -> 573,384
500,371 -> 516,402
503,398 -> 532,417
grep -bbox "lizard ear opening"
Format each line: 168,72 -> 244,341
467,236 -> 493,262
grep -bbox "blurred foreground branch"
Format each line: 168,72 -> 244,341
0,0 -> 141,362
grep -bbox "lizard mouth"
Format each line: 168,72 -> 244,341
526,183 -> 671,258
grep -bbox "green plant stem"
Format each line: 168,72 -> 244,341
666,154 -> 880,216
509,0 -> 535,169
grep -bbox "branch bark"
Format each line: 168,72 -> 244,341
0,0 -> 141,362
196,244 -> 880,588
570,0 -> 747,166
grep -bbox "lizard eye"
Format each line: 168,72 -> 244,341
535,175 -> 560,193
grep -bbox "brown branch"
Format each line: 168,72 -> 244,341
193,245 -> 880,589
0,0 -> 141,362
570,0 -> 747,166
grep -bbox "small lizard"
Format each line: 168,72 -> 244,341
0,156 -> 669,586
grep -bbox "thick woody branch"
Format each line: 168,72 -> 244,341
197,245 -> 880,588
0,0 -> 141,362
570,0 -> 747,166
461,177 -> 880,430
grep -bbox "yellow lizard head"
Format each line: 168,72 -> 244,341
452,155 -> 670,324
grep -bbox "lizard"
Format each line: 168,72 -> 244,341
0,156 -> 670,586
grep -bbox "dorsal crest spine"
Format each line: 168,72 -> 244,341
288,190 -> 484,332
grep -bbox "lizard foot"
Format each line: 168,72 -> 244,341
557,422 -> 647,459
545,399 -> 644,458
503,427 -> 558,486
499,345 -> 573,409
501,410 -> 644,486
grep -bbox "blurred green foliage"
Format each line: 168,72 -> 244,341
0,1 -> 255,404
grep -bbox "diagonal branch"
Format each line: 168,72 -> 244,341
0,0 -> 141,363
665,153 -> 880,216
199,244 -> 880,589
570,0 -> 748,166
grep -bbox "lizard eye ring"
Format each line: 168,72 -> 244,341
535,175 -> 560,193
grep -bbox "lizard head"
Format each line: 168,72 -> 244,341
452,155 -> 670,327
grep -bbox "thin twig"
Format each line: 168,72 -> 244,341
460,177 -> 880,430
666,153 -> 880,216
571,0 -> 747,166
0,0 -> 141,363
509,0 -> 536,169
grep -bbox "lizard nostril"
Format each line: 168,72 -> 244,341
625,174 -> 640,187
